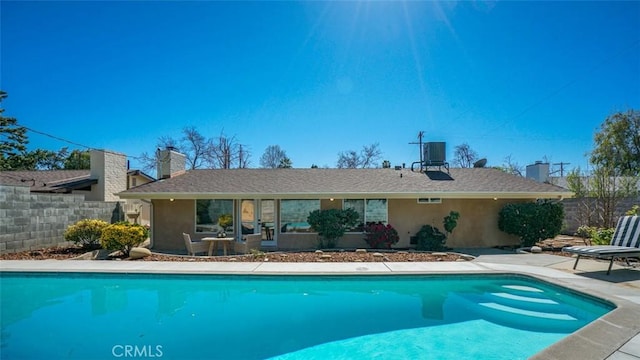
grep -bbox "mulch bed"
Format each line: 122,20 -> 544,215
0,246 -> 468,262
0,235 -> 590,262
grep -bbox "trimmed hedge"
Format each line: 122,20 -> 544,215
498,200 -> 564,247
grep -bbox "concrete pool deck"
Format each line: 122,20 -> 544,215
1,252 -> 639,360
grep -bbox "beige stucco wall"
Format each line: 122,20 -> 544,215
388,198 -> 523,248
151,197 -> 527,252
152,199 -> 196,251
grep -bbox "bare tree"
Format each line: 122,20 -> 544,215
138,137 -> 179,173
453,143 -> 479,168
237,145 -> 251,168
360,143 -> 382,168
209,131 -> 242,169
181,126 -> 213,170
336,143 -> 382,168
260,145 -> 288,168
336,150 -> 359,169
138,127 -> 249,172
499,155 -> 524,176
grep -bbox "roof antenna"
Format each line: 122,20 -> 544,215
408,131 -> 425,172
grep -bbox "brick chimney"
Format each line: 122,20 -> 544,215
156,147 -> 186,179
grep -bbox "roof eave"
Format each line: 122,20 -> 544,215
117,190 -> 574,200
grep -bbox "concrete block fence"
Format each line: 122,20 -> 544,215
561,196 -> 640,234
0,185 -> 117,254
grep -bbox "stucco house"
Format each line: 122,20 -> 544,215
117,148 -> 572,252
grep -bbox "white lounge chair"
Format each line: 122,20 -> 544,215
234,234 -> 262,254
563,216 -> 640,275
183,233 -> 210,256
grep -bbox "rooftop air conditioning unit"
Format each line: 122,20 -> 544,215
423,142 -> 446,166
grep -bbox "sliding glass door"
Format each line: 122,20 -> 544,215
259,199 -> 276,246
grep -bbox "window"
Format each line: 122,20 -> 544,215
195,199 -> 234,234
365,199 -> 388,224
343,199 -> 365,231
417,198 -> 442,204
343,198 -> 388,231
280,199 -> 319,233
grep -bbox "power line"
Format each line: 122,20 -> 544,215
21,125 -> 143,161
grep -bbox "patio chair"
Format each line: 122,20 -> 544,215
234,234 -> 262,254
183,233 -> 210,256
562,216 -> 640,275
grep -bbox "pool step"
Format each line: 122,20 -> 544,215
477,302 -> 576,321
484,292 -> 565,313
448,291 -> 589,333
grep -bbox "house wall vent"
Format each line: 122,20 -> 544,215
417,198 -> 442,204
423,142 -> 446,165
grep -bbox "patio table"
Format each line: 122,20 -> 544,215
201,237 -> 235,256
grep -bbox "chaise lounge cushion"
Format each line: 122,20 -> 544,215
563,216 -> 640,274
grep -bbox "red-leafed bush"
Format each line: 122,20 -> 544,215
364,222 -> 400,249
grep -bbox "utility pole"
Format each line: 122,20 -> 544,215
409,131 -> 425,165
552,162 -> 571,177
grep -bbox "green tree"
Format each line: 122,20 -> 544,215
277,157 -> 292,168
307,208 -> 359,248
64,149 -> 91,169
0,91 -> 29,170
591,109 -> 640,176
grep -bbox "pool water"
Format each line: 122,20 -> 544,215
0,273 -> 613,359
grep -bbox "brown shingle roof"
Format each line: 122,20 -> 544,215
118,168 -> 572,200
0,170 -> 92,192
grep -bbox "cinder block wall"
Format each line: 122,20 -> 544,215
562,196 -> 640,234
0,185 -> 117,254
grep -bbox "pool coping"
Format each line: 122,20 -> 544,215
1,259 -> 639,360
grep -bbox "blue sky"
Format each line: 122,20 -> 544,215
2,1 -> 639,174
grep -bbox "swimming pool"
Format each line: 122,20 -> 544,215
0,273 -> 613,359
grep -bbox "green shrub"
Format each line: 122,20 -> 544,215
443,211 -> 460,234
415,211 -> 460,251
626,205 -> 639,216
498,200 -> 564,247
415,225 -> 447,251
100,222 -> 150,257
576,225 -> 614,245
64,219 -> 109,249
574,225 -> 594,239
591,227 -> 614,245
364,222 -> 400,249
307,208 -> 359,248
